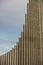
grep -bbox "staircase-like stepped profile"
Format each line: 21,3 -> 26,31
0,0 -> 43,65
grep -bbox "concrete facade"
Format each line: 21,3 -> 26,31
0,0 -> 43,65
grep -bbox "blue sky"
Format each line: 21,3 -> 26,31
0,0 -> 28,55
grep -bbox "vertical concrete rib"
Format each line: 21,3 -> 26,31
18,37 -> 22,65
17,42 -> 19,65
21,31 -> 24,65
12,49 -> 13,65
15,46 -> 17,65
1,56 -> 2,65
23,24 -> 25,65
12,48 -> 15,65
6,53 -> 7,65
3,55 -> 4,65
13,47 -> 15,65
14,47 -> 16,65
3,54 -> 5,65
8,51 -> 10,65
13,48 -> 15,65
10,50 -> 12,65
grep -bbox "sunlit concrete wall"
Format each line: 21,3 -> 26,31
0,0 -> 43,65
27,1 -> 41,65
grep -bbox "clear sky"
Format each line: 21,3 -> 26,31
0,0 -> 28,55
